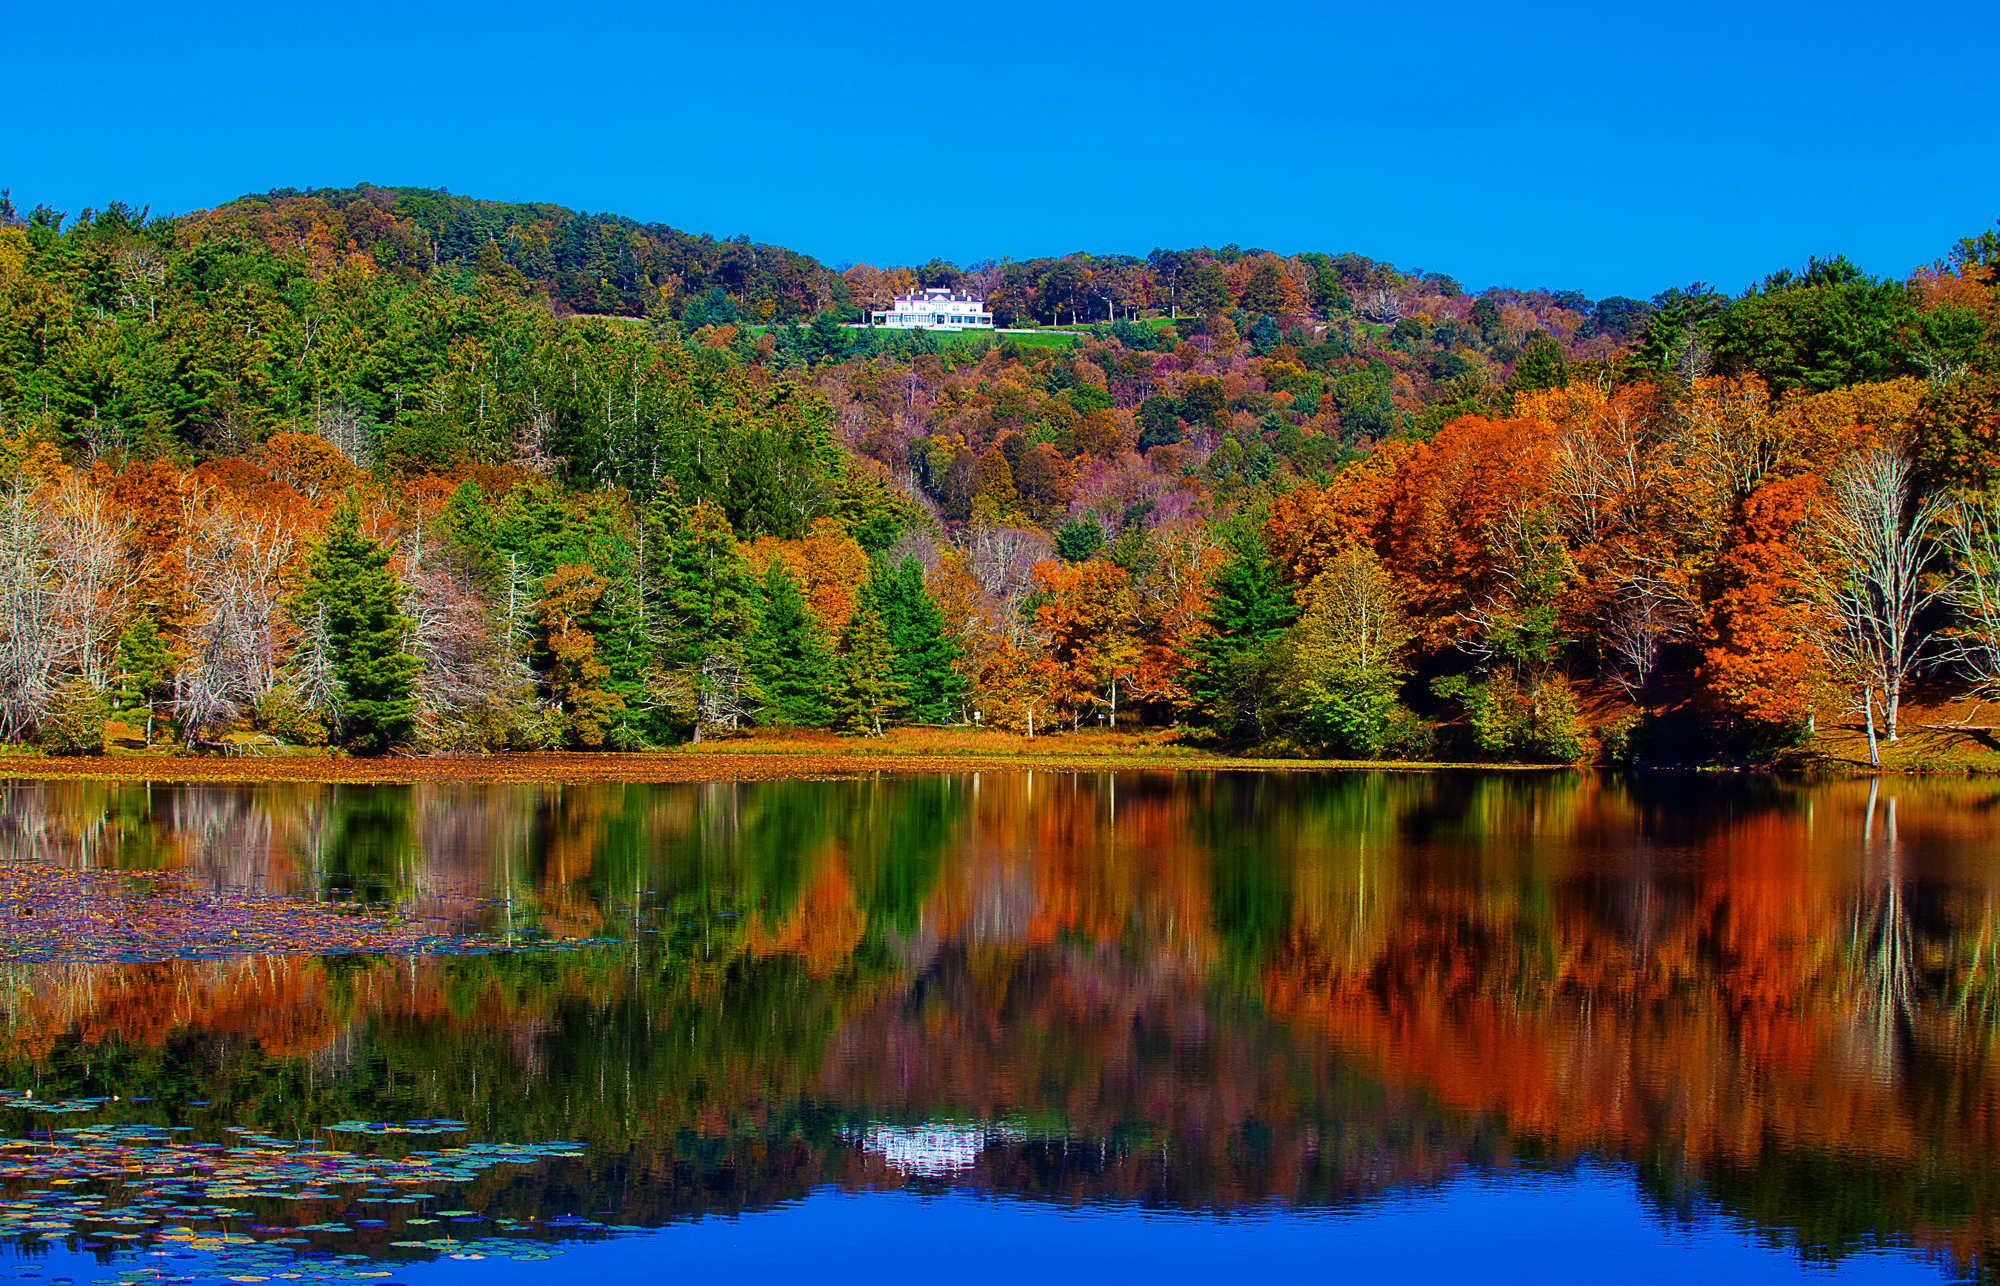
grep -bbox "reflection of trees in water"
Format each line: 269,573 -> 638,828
1847,779 -> 1919,1084
6,774 -> 2000,1271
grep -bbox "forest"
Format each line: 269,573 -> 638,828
2,181 -> 1999,762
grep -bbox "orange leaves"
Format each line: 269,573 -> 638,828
538,564 -> 622,747
1264,440 -> 1411,589
258,431 -> 358,502
1377,414 -> 1557,649
743,517 -> 871,635
1701,474 -> 1829,728
1032,558 -> 1139,725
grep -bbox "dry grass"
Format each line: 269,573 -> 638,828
0,728 -> 1536,784
1795,690 -> 2000,774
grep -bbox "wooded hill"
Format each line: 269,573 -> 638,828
0,182 -> 1996,761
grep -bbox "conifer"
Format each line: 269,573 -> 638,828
866,557 -> 965,725
299,492 -> 419,754
837,605 -> 905,736
111,612 -> 172,743
749,563 -> 837,727
1186,519 -> 1297,743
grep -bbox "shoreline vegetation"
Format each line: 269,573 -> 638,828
5,186 -> 2000,774
1,719 -> 1995,782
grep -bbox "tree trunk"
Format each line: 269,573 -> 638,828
1865,685 -> 1880,767
1886,675 -> 1901,742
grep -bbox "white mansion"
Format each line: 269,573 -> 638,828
872,287 -> 994,330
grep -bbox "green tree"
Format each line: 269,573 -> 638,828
651,490 -> 761,735
1186,519 -> 1298,743
298,492 -> 419,754
866,557 -> 965,724
1283,548 -> 1415,758
1055,519 -> 1105,563
1513,332 -> 1569,392
836,605 -> 905,735
111,612 -> 172,743
749,563 -> 838,727
802,312 -> 849,366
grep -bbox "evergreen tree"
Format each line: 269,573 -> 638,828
749,563 -> 837,727
299,492 -> 420,754
866,557 -> 965,724
1055,519 -> 1105,563
836,605 -> 905,736
111,612 -> 171,743
649,490 -> 760,735
1186,519 -> 1297,744
1248,313 -> 1281,356
441,480 -> 500,586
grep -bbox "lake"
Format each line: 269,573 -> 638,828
0,770 -> 1996,1284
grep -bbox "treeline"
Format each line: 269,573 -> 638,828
0,183 -> 1997,758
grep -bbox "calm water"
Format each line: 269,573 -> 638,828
0,771 -> 1996,1283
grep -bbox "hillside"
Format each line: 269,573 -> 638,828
0,183 -> 1995,765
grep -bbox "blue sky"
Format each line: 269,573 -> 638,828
4,0 -> 1994,300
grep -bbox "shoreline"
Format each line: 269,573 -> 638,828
0,745 -> 1575,784
0,744 -> 1976,784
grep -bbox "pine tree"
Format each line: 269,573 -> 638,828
867,557 -> 965,725
650,491 -> 760,736
111,612 -> 172,743
299,492 -> 419,754
836,605 -> 905,736
749,563 -> 837,727
1186,519 -> 1297,744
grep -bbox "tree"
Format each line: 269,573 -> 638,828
836,605 -> 904,735
1702,475 -> 1825,736
653,493 -> 760,738
1186,520 -> 1297,742
750,563 -> 838,727
1034,558 -> 1140,728
1812,444 -> 1948,757
1513,332 -> 1569,392
1284,548 -> 1413,757
867,557 -> 965,724
537,563 -> 624,747
1055,519 -> 1105,563
111,611 -> 171,743
1941,489 -> 2000,700
297,492 -> 419,753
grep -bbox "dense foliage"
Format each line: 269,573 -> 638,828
2,183 -> 1999,760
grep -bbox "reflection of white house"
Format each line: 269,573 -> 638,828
872,287 -> 993,330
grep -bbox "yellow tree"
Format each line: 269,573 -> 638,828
1033,559 -> 1140,728
538,563 -> 624,747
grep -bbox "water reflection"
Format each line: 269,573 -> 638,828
2,772 -> 2000,1278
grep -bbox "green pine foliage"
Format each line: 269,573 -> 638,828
836,605 -> 906,736
111,612 -> 172,742
866,557 -> 965,725
750,564 -> 838,728
1186,520 -> 1299,745
300,492 -> 420,754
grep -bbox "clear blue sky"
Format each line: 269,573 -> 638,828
4,0 -> 1995,301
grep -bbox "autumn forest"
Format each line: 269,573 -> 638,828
5,182 -> 2000,762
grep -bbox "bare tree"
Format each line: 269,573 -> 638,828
1604,583 -> 1680,702
173,506 -> 296,741
312,395 -> 375,470
1356,287 -> 1404,325
114,242 -> 167,323
1940,489 -> 2000,701
43,474 -> 138,691
1813,445 -> 1949,757
0,486 -> 56,739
